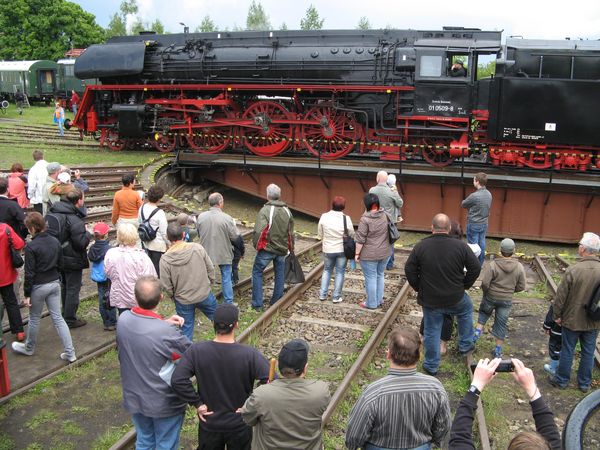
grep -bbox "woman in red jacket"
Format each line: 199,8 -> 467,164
0,222 -> 26,341
8,163 -> 29,209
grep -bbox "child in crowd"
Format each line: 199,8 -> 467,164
87,222 -> 117,331
473,238 -> 526,358
177,213 -> 197,242
542,304 -> 562,375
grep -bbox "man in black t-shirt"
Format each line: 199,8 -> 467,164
171,304 -> 270,450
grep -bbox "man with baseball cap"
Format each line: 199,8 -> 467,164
550,232 -> 600,393
241,339 -> 330,450
171,304 -> 270,449
473,237 -> 526,358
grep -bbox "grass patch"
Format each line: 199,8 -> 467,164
91,425 -> 132,450
0,432 -> 15,450
26,410 -> 58,430
62,420 -> 85,436
514,281 -> 548,299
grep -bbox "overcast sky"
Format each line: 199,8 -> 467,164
72,0 -> 600,41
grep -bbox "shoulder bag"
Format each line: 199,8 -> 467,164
5,226 -> 24,268
342,215 -> 356,260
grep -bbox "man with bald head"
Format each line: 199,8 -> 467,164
369,171 -> 403,269
196,192 -> 241,305
405,213 -> 481,375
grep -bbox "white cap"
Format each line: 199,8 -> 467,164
57,172 -> 71,184
579,232 -> 600,252
387,174 -> 396,186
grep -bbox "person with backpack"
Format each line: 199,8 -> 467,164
138,185 -> 169,276
251,184 -> 294,312
11,212 -> 76,362
46,188 -> 91,329
87,222 -> 117,331
549,232 -> 600,393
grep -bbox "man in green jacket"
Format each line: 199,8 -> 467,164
241,339 -> 330,449
549,232 -> 600,393
251,183 -> 294,311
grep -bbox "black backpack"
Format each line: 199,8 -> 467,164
46,212 -> 68,245
586,283 -> 600,321
138,206 -> 160,242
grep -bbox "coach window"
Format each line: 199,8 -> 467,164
419,55 -> 443,77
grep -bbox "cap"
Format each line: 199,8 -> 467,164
278,339 -> 309,375
579,232 -> 600,252
213,304 -> 238,331
57,172 -> 71,184
386,174 -> 397,186
500,238 -> 515,254
93,222 -> 110,235
47,162 -> 61,175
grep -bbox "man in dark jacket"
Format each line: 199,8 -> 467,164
46,188 -> 91,328
405,213 -> 481,376
251,183 -> 294,311
0,177 -> 27,239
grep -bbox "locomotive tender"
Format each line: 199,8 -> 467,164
74,27 -> 600,170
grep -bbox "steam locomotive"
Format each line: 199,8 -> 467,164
73,27 -> 600,170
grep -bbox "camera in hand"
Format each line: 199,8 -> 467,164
470,359 -> 514,373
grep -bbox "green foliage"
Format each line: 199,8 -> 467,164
106,13 -> 126,38
279,22 -> 288,31
106,0 -> 167,38
300,5 -> 324,30
196,15 -> 217,32
246,1 -> 271,31
477,61 -> 496,79
0,0 -> 105,60
357,17 -> 371,30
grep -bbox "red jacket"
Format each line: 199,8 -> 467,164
0,223 -> 25,287
71,92 -> 80,106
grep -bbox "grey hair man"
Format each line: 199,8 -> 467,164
550,232 -> 600,393
251,183 -> 294,311
196,192 -> 241,305
369,170 -> 403,270
241,339 -> 330,449
42,162 -> 62,215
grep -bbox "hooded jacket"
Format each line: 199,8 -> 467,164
354,209 -> 390,261
160,241 -> 215,305
480,257 -> 527,301
47,200 -> 90,271
252,200 -> 294,256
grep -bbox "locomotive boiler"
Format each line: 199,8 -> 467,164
73,27 -> 600,171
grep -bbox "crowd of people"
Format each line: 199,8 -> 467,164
1,150 -> 598,449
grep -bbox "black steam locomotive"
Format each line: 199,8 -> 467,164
73,27 -> 600,170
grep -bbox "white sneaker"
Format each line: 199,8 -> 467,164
12,342 -> 33,356
60,352 -> 77,363
332,297 -> 343,304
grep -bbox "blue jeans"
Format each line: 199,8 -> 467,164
555,327 -> 599,389
252,250 -> 285,308
57,120 -> 64,136
360,259 -> 386,309
423,293 -> 474,374
174,293 -> 217,341
365,442 -> 432,450
466,222 -> 487,264
97,280 -> 116,328
386,248 -> 395,270
219,264 -> 234,304
131,412 -> 184,450
477,295 -> 512,341
319,252 -> 347,300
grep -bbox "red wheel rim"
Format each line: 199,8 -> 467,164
152,134 -> 177,153
241,101 -> 292,156
186,111 -> 233,154
301,107 -> 361,159
421,140 -> 455,167
106,129 -> 125,151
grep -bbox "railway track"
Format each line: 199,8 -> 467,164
111,249 -> 413,449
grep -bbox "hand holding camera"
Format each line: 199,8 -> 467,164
470,358 -> 540,401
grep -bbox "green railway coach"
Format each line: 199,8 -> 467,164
0,60 -> 58,103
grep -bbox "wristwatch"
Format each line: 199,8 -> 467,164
468,385 -> 481,396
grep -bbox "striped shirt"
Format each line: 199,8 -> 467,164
461,187 -> 492,224
345,368 -> 451,450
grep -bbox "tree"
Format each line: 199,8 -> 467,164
106,13 -> 126,38
279,22 -> 288,31
357,17 -> 371,30
300,5 -> 324,30
246,0 -> 271,31
150,19 -> 165,34
195,15 -> 217,32
0,0 -> 105,60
